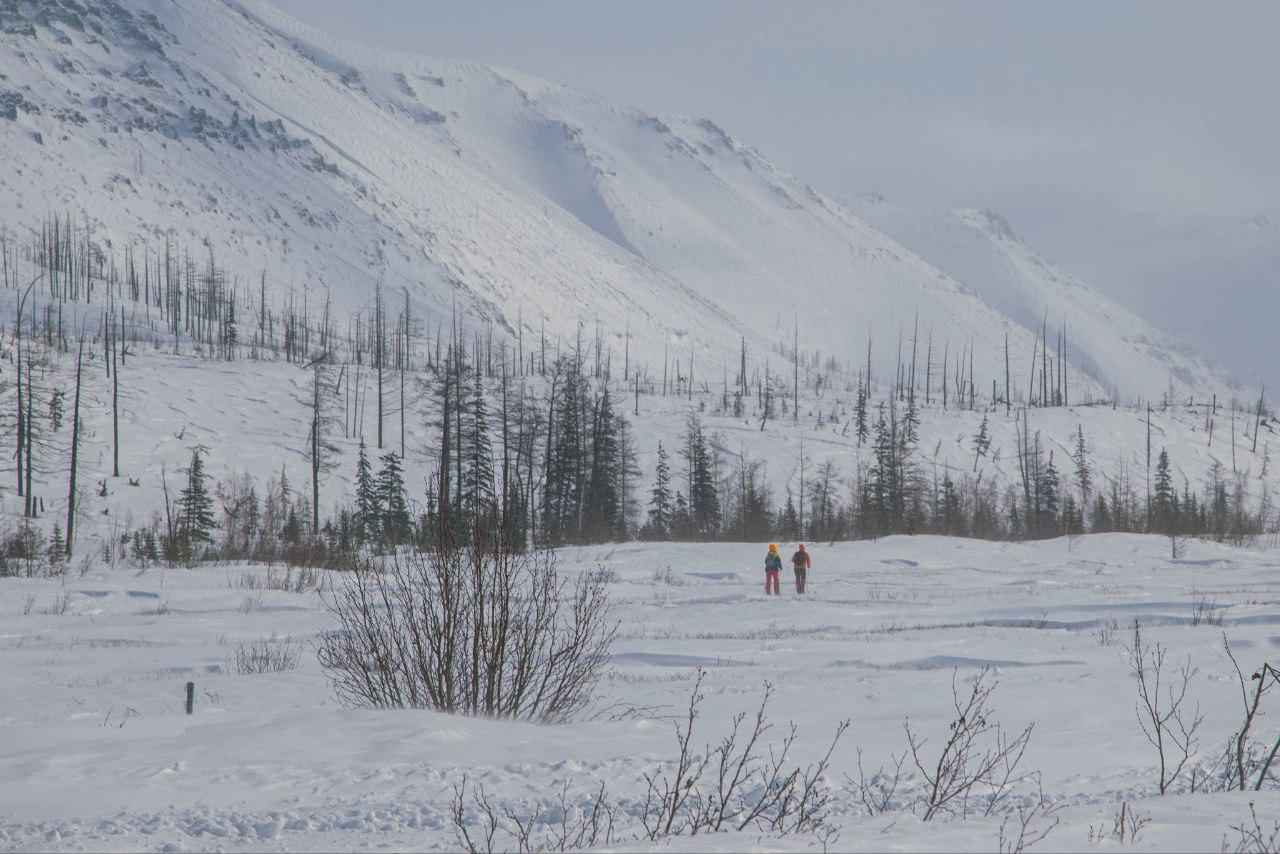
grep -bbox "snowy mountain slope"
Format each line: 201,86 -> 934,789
0,0 -> 1229,400
847,195 -> 1239,399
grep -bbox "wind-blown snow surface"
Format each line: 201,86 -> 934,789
3,535 -> 1280,851
0,0 -> 1229,399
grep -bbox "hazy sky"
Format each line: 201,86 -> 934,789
272,2 -> 1278,221
272,0 -> 1279,386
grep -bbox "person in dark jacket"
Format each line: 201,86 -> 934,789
791,543 -> 811,593
764,544 -> 782,595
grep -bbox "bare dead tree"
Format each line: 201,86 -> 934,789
1126,619 -> 1203,794
65,335 -> 85,555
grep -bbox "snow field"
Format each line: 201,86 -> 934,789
3,534 -> 1280,851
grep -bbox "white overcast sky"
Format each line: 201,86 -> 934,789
272,0 -> 1279,388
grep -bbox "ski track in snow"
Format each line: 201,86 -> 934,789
4,534 -> 1280,851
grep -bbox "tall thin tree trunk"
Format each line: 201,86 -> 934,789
66,338 -> 85,555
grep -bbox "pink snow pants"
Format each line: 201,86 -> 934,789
765,570 -> 780,595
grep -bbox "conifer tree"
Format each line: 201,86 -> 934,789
1039,451 -> 1061,537
584,387 -> 623,542
377,452 -> 411,545
178,447 -> 216,553
646,442 -> 674,539
778,491 -> 800,539
682,415 -> 720,539
459,367 -> 496,521
1073,425 -> 1092,501
854,380 -> 869,446
1152,447 -> 1176,533
354,439 -> 378,543
972,414 -> 991,471
543,356 -> 585,544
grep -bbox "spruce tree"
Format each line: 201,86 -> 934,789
646,442 -> 673,539
778,491 -> 800,539
1073,425 -> 1092,501
1039,451 -> 1061,537
584,387 -> 623,542
972,414 -> 991,471
354,439 -> 378,543
682,416 -> 720,539
543,356 -> 584,544
1152,448 -> 1176,533
178,448 -> 216,553
377,452 -> 411,545
854,381 -> 869,446
459,368 -> 496,522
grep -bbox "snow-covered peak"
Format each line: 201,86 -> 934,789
0,0 -> 1234,400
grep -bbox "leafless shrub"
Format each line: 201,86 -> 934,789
21,592 -> 36,615
849,748 -> 907,815
587,564 -> 619,585
999,799 -> 1060,853
451,778 -> 620,854
905,667 -> 1036,820
447,671 -> 846,851
1218,638 -> 1280,792
233,566 -> 323,594
1126,619 -> 1203,794
1087,801 -> 1149,845
1092,617 -> 1121,647
239,593 -> 263,614
316,520 -> 616,723
638,671 -> 847,838
99,706 -> 140,729
228,635 -> 302,675
45,591 -> 72,616
651,566 -> 683,586
1223,803 -> 1280,853
1191,593 -> 1225,627
139,599 -> 170,616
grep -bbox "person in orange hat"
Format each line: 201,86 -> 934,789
791,543 -> 811,594
763,544 -> 782,596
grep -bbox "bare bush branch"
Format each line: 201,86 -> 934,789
228,634 -> 302,675
316,519 -> 616,723
1223,802 -> 1280,854
905,667 -> 1036,821
1126,620 -> 1204,794
1087,801 -> 1149,845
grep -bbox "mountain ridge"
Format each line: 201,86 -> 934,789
0,0 -> 1234,400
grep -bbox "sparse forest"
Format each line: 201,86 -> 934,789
0,215 -> 1275,575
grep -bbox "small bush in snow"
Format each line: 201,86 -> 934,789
228,635 -> 302,675
317,520 -> 616,723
